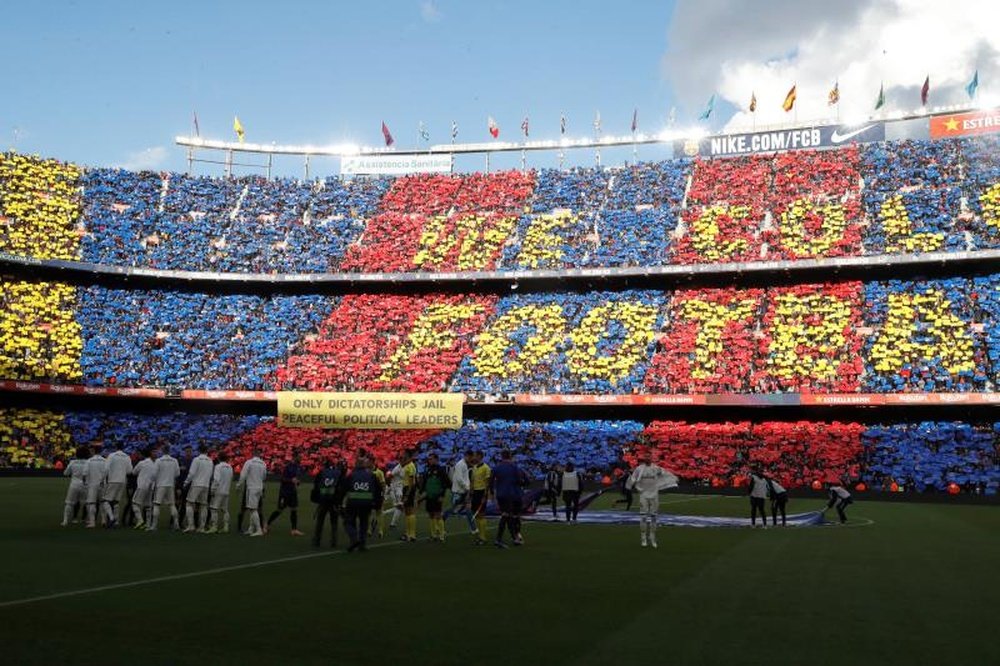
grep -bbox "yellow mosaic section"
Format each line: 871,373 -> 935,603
471,304 -> 567,377
868,290 -> 975,375
978,183 -> 1000,230
0,154 -> 84,383
0,152 -> 82,260
412,213 -> 517,271
513,211 -> 579,268
689,205 -> 752,261
378,302 -> 486,382
778,198 -> 848,257
766,293 -> 853,380
0,280 -> 83,381
678,298 -> 757,379
0,409 -> 73,469
879,194 -> 944,253
566,301 -> 659,384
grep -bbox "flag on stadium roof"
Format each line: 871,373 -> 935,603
560,114 -> 566,135
593,110 -> 602,133
828,81 -> 840,106
631,108 -> 638,132
488,116 -> 499,138
921,75 -> 930,106
668,106 -> 676,126
699,95 -> 714,120
521,116 -> 529,137
875,82 -> 885,110
749,92 -> 757,113
381,121 -> 394,147
233,116 -> 245,143
419,121 -> 429,142
451,120 -> 458,140
966,70 -> 979,99
193,111 -> 200,137
782,85 -> 796,112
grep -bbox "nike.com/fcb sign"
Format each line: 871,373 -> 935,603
677,122 -> 885,158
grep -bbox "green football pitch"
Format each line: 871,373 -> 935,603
2,478 -> 998,666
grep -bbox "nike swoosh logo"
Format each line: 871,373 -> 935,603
830,125 -> 875,143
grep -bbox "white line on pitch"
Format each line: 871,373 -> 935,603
0,540 -> 405,609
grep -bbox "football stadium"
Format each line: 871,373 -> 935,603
2,2 -> 1000,664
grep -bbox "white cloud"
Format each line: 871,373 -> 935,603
419,0 -> 442,23
118,146 -> 168,171
664,0 -> 1000,129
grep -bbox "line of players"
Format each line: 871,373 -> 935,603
61,442 -> 265,534
58,442 -> 536,550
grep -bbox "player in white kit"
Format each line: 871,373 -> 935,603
102,443 -> 133,527
131,448 -> 156,529
627,452 -> 673,548
84,445 -> 108,528
206,451 -> 234,534
61,447 -> 90,526
182,445 -> 214,533
237,452 -> 267,537
149,448 -> 181,531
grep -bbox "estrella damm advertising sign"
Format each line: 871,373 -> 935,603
277,392 -> 463,429
929,108 -> 1000,139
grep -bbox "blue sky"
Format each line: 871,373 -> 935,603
1,0 -> 682,175
4,1 -> 995,177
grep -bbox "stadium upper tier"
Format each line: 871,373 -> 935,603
1,276 -> 997,393
1,136 -> 999,277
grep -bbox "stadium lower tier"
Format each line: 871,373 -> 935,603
3,409 -> 997,493
2,276 -> 998,393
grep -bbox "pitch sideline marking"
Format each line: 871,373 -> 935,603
0,539 -> 406,609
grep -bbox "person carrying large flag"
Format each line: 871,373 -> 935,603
782,85 -> 797,112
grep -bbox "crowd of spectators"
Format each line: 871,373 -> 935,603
78,286 -> 334,389
0,152 -> 82,261
863,421 -> 1000,492
8,137 -> 1000,278
81,170 -> 389,273
2,408 -> 996,494
0,275 -> 996,392
451,290 -> 665,394
278,294 -> 496,392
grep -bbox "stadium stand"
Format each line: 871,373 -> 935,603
1,137 -> 999,492
0,409 -> 996,493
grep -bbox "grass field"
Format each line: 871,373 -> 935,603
2,478 -> 998,666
